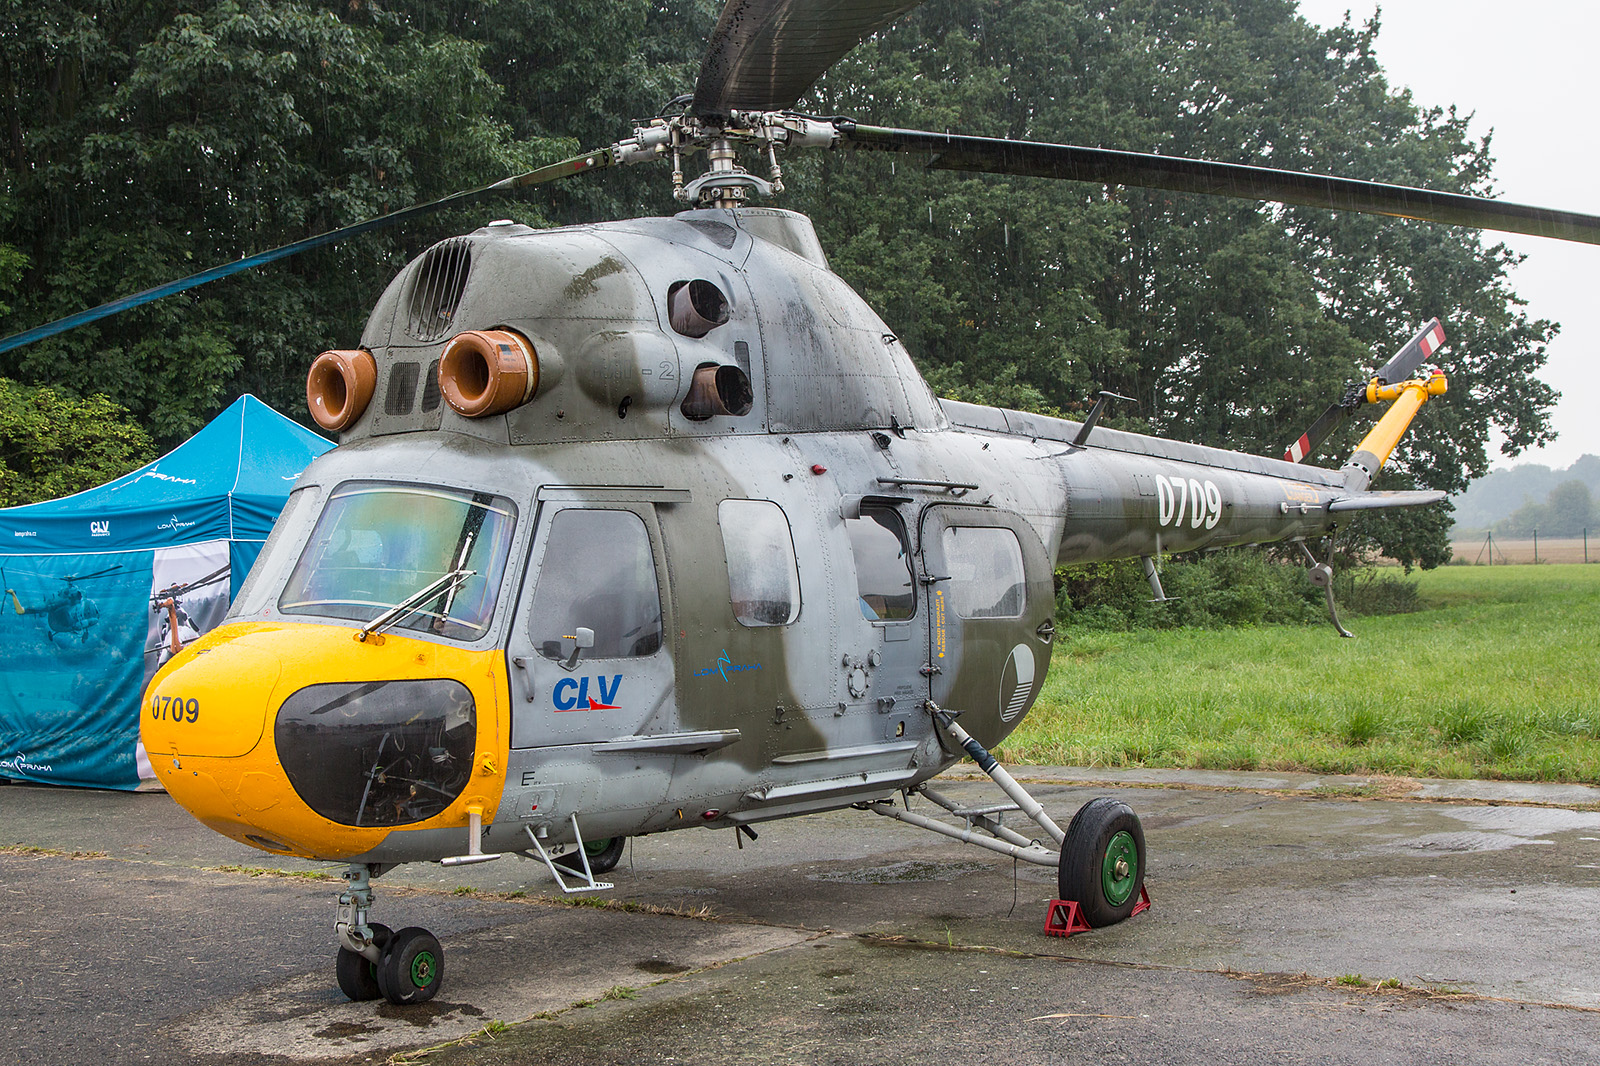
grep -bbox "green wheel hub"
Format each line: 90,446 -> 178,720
1101,830 -> 1138,906
410,951 -> 437,988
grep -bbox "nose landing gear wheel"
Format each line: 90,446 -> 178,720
335,922 -> 393,1001
554,835 -> 626,876
377,927 -> 444,1005
1058,797 -> 1145,927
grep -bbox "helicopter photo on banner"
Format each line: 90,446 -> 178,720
144,541 -> 231,681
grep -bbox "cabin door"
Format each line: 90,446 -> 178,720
919,505 -> 1055,746
505,499 -> 676,749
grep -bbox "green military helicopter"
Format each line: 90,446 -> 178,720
3,563 -> 124,644
6,0 -> 1596,1008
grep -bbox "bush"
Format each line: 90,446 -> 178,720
1335,569 -> 1423,615
1054,549 -> 1324,632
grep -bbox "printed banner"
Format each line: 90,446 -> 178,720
135,540 -> 232,780
0,550 -> 151,789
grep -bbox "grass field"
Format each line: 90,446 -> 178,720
1001,564 -> 1600,784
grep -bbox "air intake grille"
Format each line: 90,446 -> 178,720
405,238 -> 472,341
421,359 -> 441,412
384,361 -> 420,415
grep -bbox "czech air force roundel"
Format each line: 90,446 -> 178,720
999,643 -> 1036,722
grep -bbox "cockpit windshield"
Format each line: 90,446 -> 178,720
279,482 -> 516,640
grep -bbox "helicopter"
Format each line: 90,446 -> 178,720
3,563 -> 124,644
7,0 -> 1599,1009
147,562 -> 232,668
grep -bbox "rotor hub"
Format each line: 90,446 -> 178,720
614,110 -> 838,207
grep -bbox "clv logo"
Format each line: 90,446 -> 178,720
552,674 -> 623,712
89,520 -> 110,537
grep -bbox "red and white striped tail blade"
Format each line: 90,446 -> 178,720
1376,318 -> 1447,384
1282,402 -> 1346,464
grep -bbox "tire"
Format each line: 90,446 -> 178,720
554,836 -> 625,876
1057,797 -> 1145,928
335,923 -> 392,1002
376,927 -> 444,1005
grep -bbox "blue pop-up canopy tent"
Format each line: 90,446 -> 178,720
0,395 -> 331,789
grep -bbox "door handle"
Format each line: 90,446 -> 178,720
512,656 -> 535,702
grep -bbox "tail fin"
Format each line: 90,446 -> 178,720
1282,318 -> 1447,464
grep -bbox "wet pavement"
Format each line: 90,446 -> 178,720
3,769 -> 1598,1065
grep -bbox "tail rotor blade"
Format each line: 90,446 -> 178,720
1374,318 -> 1446,384
1281,319 -> 1447,464
1283,401 -> 1349,464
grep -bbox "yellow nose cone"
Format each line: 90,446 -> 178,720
142,637 -> 282,758
142,619 -> 509,863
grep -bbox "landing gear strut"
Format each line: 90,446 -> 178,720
867,703 -> 1148,929
335,863 -> 444,1004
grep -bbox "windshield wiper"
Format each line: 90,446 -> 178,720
356,568 -> 476,643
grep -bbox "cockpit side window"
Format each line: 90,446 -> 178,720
528,508 -> 663,659
719,499 -> 801,626
845,504 -> 916,621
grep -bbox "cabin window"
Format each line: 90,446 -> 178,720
719,499 -> 801,626
278,482 -> 515,640
845,504 -> 916,621
528,509 -> 662,659
941,526 -> 1025,618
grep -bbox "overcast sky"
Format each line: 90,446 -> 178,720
1293,0 -> 1597,472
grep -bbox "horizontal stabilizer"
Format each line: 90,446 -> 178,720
1326,490 -> 1447,513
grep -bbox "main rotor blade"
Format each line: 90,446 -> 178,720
0,149 -> 613,356
692,0 -> 923,119
837,124 -> 1600,246
67,564 -> 124,583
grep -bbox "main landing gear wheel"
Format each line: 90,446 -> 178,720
554,835 -> 626,876
1058,797 -> 1146,927
377,927 -> 445,1005
335,922 -> 393,1001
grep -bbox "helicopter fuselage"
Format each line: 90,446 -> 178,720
142,208 -> 1366,867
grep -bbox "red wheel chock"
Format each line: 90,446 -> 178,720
1043,885 -> 1151,938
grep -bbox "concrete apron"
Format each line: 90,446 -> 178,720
3,768 -> 1599,1063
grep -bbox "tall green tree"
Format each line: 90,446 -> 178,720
0,378 -> 153,506
0,0 -> 570,438
0,0 -> 1559,572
